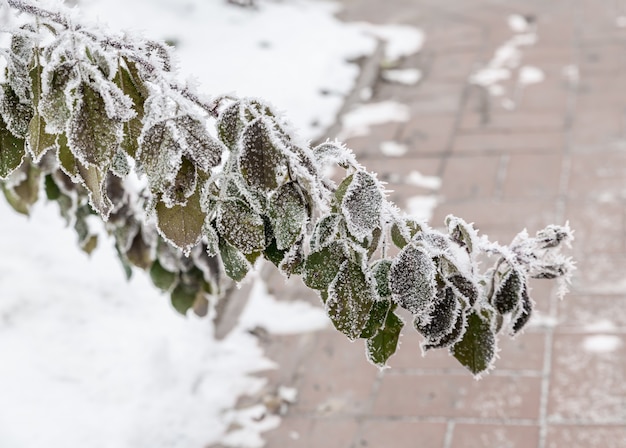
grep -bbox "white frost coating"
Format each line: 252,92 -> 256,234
508,14 -> 530,32
339,101 -> 410,139
355,22 -> 425,61
382,68 -> 422,85
406,195 -> 438,222
519,65 -> 545,85
380,141 -> 407,157
405,170 -> 442,190
582,335 -> 623,354
239,276 -> 328,334
221,404 -> 281,448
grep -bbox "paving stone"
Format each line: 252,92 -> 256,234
567,151 -> 626,200
563,202 -> 624,255
556,293 -> 626,332
398,113 -> 457,154
548,334 -> 626,424
373,373 -> 542,419
450,423 -> 540,448
440,155 -> 502,201
452,132 -> 564,153
545,425 -> 626,448
459,111 -> 565,133
264,417 -> 359,448
356,420 -> 447,448
502,153 -> 563,199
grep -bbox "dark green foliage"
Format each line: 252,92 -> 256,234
366,311 -> 403,367
451,311 -> 496,376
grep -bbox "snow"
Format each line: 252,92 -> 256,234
355,22 -> 425,61
382,68 -> 422,85
518,65 -> 545,85
0,198 -> 334,447
406,195 -> 438,222
339,101 -> 410,139
508,14 -> 530,33
405,170 -> 442,190
583,335 -> 623,354
380,140 -> 407,157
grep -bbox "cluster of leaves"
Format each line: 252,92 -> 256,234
0,0 -> 574,376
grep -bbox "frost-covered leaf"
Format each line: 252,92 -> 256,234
239,118 -> 286,192
311,214 -> 342,250
448,273 -> 478,307
114,60 -> 147,158
342,171 -> 383,240
110,148 -> 130,177
138,120 -> 181,192
493,268 -> 524,315
77,163 -> 113,218
0,83 -> 33,138
57,134 -> 79,179
216,200 -> 265,254
173,115 -> 223,172
156,189 -> 205,252
535,224 -> 572,249
162,157 -> 196,206
447,215 -> 477,255
2,184 -> 29,215
204,220 -> 220,257
44,174 -> 60,200
27,114 -> 56,162
217,101 -> 244,151
372,259 -> 392,298
13,161 -> 40,208
67,84 -> 120,168
39,62 -> 77,133
391,218 -> 423,249
360,299 -> 391,339
269,181 -> 308,250
390,243 -> 437,316
0,118 -> 26,180
366,310 -> 403,367
327,260 -> 376,340
414,287 -> 461,342
302,240 -> 348,290
451,311 -> 496,376
511,286 -> 533,335
278,236 -> 305,276
218,237 -> 250,282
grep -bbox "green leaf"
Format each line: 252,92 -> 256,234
447,215 -> 476,255
371,259 -> 392,298
311,214 -> 342,250
366,311 -> 403,367
278,237 -> 305,276
327,260 -> 376,340
156,189 -> 206,252
302,240 -> 347,290
341,171 -> 382,240
391,219 -> 423,249
0,117 -> 26,180
264,236 -> 287,267
114,60 -> 147,158
422,310 -> 467,352
44,174 -> 61,201
239,118 -> 286,192
150,259 -> 178,292
138,120 -> 181,192
218,237 -> 250,282
77,163 -> 113,218
216,200 -> 266,254
493,268 -> 523,314
451,311 -> 497,376
27,114 -> 56,162
126,231 -> 153,269
269,181 -> 308,250
13,161 -> 40,207
204,220 -> 220,257
58,134 -> 78,179
360,299 -> 391,339
389,243 -> 437,316
2,184 -> 29,215
67,83 -> 120,168
170,282 -> 197,315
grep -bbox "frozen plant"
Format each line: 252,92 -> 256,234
0,0 -> 574,376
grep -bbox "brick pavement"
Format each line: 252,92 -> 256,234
247,1 -> 626,447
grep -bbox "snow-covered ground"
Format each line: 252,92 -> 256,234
0,0 -> 425,447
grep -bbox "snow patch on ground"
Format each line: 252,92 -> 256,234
355,22 -> 425,61
583,335 -> 623,354
339,101 -> 410,139
406,195 -> 439,222
382,68 -> 422,85
380,141 -> 407,157
405,170 -> 442,190
0,200 -> 321,447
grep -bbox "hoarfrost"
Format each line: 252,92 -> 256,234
341,171 -> 383,240
389,243 -> 436,318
